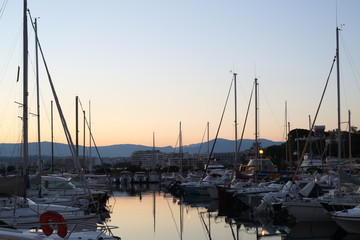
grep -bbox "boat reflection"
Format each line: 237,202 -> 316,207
109,184 -> 355,240
283,221 -> 340,240
177,191 -> 349,240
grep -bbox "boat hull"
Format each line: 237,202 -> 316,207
332,209 -> 360,234
286,200 -> 332,222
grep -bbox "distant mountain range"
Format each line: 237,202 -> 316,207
0,138 -> 282,158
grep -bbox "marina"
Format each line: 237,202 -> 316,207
2,171 -> 360,239
107,182 -> 357,240
1,1 -> 360,239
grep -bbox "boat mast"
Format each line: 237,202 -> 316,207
83,110 -> 86,161
89,100 -> 92,170
348,110 -> 352,159
207,122 -> 210,159
153,132 -> 155,168
336,27 -> 341,161
285,101 -> 288,167
308,115 -> 313,158
179,121 -> 183,174
35,17 -> 42,174
254,78 -> 259,160
233,72 -> 238,165
76,96 -> 79,157
23,0 -> 29,179
51,100 -> 54,174
288,121 -> 293,170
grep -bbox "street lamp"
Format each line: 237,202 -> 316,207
259,149 -> 264,159
259,149 -> 264,171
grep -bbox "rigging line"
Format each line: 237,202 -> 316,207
28,11 -> 83,177
337,34 -> 350,112
340,33 -> 360,91
228,220 -> 237,240
173,134 -> 179,153
0,24 -> 21,86
196,208 -> 208,238
283,101 -> 287,142
197,122 -> 208,155
228,81 -> 254,187
259,85 -> 282,134
0,0 -> 8,20
199,212 -> 212,240
165,198 -> 181,238
197,212 -> 209,237
9,132 -> 22,160
236,82 -> 255,155
201,76 -> 233,183
78,98 -> 104,165
292,55 -> 337,180
340,62 -> 349,113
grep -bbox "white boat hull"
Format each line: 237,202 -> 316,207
285,200 -> 332,222
332,208 -> 360,233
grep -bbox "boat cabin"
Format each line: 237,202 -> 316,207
240,158 -> 277,174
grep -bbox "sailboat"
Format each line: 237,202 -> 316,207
0,2 -> 120,239
179,76 -> 237,197
239,78 -> 277,177
148,132 -> 161,183
282,27 -> 350,223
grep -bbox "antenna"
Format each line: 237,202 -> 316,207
254,62 -> 257,79
335,0 -> 338,27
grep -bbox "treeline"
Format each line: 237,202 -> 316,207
265,128 -> 360,171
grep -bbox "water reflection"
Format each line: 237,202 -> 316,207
107,183 -> 352,240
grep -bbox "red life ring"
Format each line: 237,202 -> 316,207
40,211 -> 68,238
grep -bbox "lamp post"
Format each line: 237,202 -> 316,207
259,149 -> 264,159
259,149 -> 264,170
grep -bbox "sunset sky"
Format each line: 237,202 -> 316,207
0,1 -> 359,148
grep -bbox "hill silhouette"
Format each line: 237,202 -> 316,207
0,138 -> 282,158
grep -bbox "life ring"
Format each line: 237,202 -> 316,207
40,211 -> 68,238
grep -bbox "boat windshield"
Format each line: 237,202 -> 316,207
247,159 -> 274,167
42,180 -> 76,189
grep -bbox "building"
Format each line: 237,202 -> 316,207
131,150 -> 165,169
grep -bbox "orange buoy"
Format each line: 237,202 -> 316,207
40,211 -> 68,238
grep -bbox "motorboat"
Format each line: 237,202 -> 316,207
119,171 -> 132,184
28,175 -> 111,212
332,205 -> 360,234
132,172 -> 147,183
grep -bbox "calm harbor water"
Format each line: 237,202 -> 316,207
105,183 -> 357,240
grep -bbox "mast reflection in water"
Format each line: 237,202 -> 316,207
104,183 -> 353,240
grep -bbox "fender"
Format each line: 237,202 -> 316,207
40,211 -> 68,238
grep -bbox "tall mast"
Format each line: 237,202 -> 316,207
23,0 -> 29,178
207,122 -> 210,159
89,101 -> 92,170
83,110 -> 86,161
179,122 -> 183,174
51,101 -> 54,174
75,96 -> 79,157
285,101 -> 288,166
288,122 -> 293,170
153,132 -> 155,151
309,115 -> 313,158
153,132 -> 155,168
233,73 -> 238,165
336,27 -> 341,161
35,17 -> 42,174
348,110 -> 352,159
254,78 -> 259,160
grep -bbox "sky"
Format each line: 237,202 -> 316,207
0,0 -> 359,148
